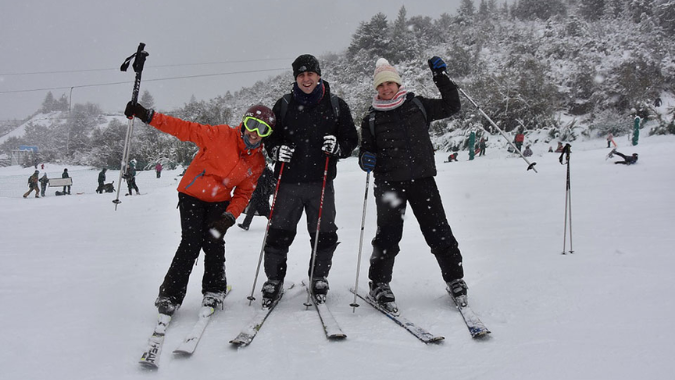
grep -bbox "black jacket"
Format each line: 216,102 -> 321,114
267,81 -> 358,184
245,166 -> 275,216
360,73 -> 461,182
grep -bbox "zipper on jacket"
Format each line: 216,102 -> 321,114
185,169 -> 205,190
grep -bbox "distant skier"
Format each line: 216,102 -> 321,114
610,149 -> 638,165
513,127 -> 525,152
39,172 -> 49,197
61,168 -> 71,195
23,170 -> 40,198
358,55 -> 469,312
446,152 -> 458,162
124,162 -> 140,195
96,168 -> 107,194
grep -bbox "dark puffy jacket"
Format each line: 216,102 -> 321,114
266,80 -> 358,184
244,166 -> 276,216
360,74 -> 461,182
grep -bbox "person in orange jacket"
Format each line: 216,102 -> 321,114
125,101 -> 275,315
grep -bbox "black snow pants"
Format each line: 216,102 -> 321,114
369,176 -> 464,284
263,182 -> 338,282
158,193 -> 230,305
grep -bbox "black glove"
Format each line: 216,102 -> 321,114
322,135 -> 340,155
428,56 -> 447,76
273,145 -> 295,162
209,212 -> 236,239
359,151 -> 376,172
124,101 -> 154,124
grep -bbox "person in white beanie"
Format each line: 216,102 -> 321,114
358,56 -> 469,313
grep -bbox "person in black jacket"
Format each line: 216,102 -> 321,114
237,166 -> 275,231
96,168 -> 107,194
610,149 -> 638,165
261,54 -> 358,306
124,162 -> 140,195
61,168 -> 71,195
358,56 -> 469,311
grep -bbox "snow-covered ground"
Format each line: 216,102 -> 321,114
1,131 -> 674,380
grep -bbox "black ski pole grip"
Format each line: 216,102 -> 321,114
123,42 -> 149,105
132,43 -> 148,73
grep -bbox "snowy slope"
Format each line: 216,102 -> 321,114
1,132 -> 674,380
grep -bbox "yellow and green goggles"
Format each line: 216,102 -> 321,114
243,116 -> 273,138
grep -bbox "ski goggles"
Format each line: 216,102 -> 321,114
243,116 -> 273,138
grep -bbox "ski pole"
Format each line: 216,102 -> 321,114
559,144 -> 574,254
304,154 -> 331,308
246,162 -> 286,306
456,86 -> 538,173
114,42 -> 149,210
350,171 -> 371,312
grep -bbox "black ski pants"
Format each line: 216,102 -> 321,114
158,193 -> 229,305
127,177 -> 139,194
263,182 -> 338,282
369,176 -> 464,284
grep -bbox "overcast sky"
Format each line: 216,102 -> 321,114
0,0 -> 464,121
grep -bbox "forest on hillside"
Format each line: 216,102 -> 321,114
2,0 -> 674,168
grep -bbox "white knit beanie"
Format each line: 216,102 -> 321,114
373,58 -> 402,90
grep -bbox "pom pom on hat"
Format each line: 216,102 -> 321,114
373,58 -> 402,90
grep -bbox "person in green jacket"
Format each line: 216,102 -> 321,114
96,168 -> 107,194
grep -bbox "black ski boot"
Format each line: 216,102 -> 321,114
202,291 -> 226,310
368,282 -> 398,315
447,279 -> 468,307
261,280 -> 283,308
311,277 -> 329,304
155,296 -> 180,316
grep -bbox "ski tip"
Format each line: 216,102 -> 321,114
426,336 -> 445,344
172,350 -> 193,357
471,330 -> 492,339
138,361 -> 159,370
229,339 -> 250,347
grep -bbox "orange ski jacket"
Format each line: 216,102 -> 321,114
149,113 -> 265,218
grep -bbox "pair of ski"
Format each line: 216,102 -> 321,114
140,282 -> 347,368
139,287 -> 231,369
350,287 -> 490,343
229,281 -> 347,347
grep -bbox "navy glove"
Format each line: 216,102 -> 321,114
359,151 -> 376,172
209,212 -> 236,239
124,101 -> 154,124
428,56 -> 447,76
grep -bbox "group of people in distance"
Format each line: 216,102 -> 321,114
123,53 -> 469,317
23,168 -> 70,198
